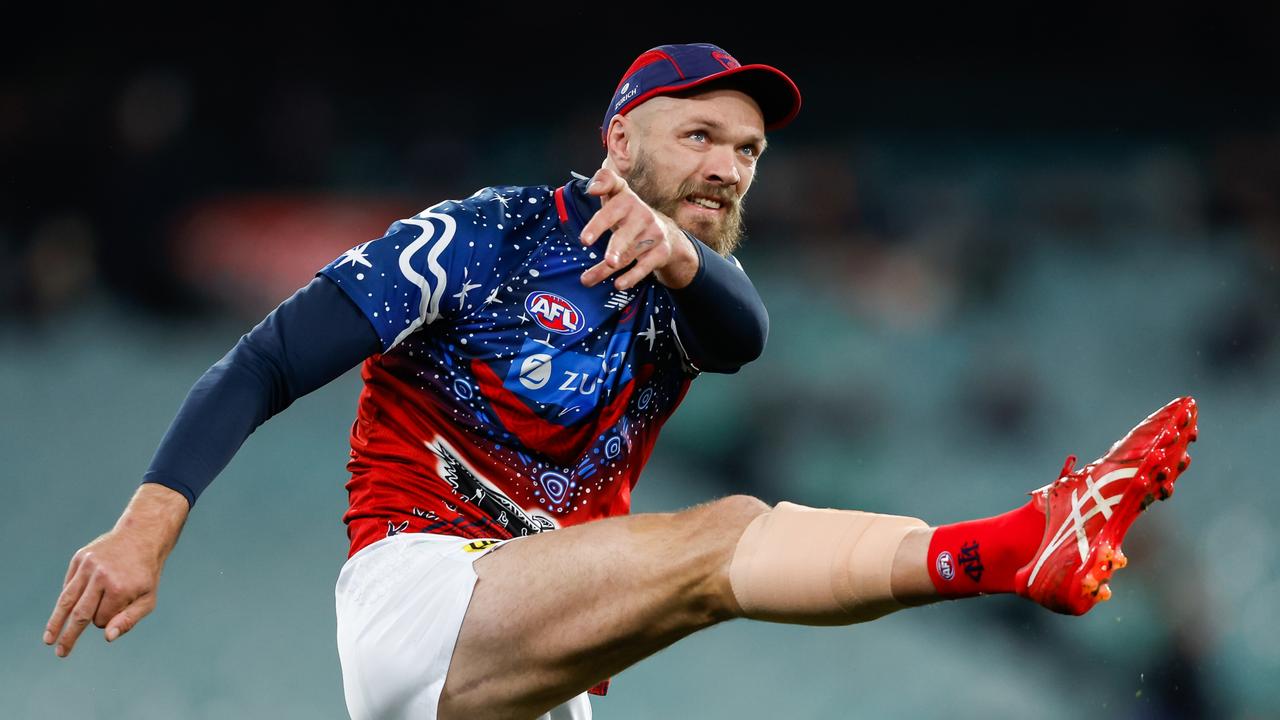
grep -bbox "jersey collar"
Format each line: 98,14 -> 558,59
555,172 -> 602,237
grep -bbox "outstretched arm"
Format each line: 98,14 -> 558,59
44,274 -> 380,657
141,275 -> 380,505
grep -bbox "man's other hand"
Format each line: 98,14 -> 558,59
44,483 -> 189,657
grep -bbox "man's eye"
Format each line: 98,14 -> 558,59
740,146 -> 757,157
688,132 -> 707,142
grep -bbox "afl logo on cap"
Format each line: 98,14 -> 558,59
525,292 -> 585,336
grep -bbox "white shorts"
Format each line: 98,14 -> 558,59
335,533 -> 592,720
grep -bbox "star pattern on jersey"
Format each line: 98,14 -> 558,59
481,286 -> 503,307
639,313 -> 665,350
453,268 -> 481,308
335,241 -> 374,269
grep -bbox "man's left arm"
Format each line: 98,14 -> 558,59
663,231 -> 768,373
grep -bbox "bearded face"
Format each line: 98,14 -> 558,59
607,89 -> 766,256
623,143 -> 747,257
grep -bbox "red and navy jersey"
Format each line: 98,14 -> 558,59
320,177 -> 699,557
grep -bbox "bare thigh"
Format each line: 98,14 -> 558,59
437,495 -> 769,720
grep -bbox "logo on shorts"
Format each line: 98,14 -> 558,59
936,551 -> 956,581
526,292 -> 585,336
462,539 -> 502,553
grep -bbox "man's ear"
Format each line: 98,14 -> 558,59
605,115 -> 635,175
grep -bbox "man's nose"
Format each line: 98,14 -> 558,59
703,145 -> 741,187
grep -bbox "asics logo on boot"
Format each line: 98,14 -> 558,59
1026,466 -> 1138,586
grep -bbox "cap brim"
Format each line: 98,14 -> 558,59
620,64 -> 802,132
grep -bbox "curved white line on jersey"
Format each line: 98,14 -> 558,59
389,218 -> 436,348
421,210 -> 457,319
1025,466 -> 1138,587
390,208 -> 457,349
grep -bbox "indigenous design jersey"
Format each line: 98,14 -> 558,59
321,177 -> 698,558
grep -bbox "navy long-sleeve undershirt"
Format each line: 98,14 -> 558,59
669,231 -> 769,373
141,275 -> 381,507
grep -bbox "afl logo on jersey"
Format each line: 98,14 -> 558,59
525,292 -> 585,336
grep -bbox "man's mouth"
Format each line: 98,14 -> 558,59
685,194 -> 728,212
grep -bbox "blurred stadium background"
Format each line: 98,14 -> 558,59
4,8 -> 1278,719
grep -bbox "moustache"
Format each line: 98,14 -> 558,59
675,182 -> 739,210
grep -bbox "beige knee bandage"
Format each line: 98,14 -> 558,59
728,501 -> 927,625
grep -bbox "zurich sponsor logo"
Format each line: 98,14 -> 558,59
936,551 -> 956,582
518,354 -> 553,390
526,292 -> 585,336
614,82 -> 639,111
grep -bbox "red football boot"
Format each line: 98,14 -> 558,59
1015,396 -> 1198,615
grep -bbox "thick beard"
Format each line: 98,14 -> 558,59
623,149 -> 745,256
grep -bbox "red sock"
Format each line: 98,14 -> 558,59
926,498 -> 1045,597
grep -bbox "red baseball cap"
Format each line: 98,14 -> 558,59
601,43 -> 802,146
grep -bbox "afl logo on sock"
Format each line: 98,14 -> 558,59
936,551 -> 956,581
526,292 -> 585,336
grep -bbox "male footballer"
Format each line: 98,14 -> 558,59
45,43 -> 1198,720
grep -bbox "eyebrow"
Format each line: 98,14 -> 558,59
682,115 -> 768,152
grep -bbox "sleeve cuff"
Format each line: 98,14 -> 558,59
141,473 -> 197,509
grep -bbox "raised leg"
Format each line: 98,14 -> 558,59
436,396 -> 1199,718
438,495 -> 942,719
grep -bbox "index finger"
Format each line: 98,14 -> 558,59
53,582 -> 105,657
585,167 -> 626,202
578,198 -> 629,248
45,565 -> 89,645
63,553 -> 82,588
